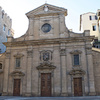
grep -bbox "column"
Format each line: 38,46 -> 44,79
53,47 -> 61,96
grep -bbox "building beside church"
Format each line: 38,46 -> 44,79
0,3 -> 100,97
80,10 -> 100,48
0,7 -> 14,54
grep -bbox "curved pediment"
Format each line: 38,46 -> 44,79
10,70 -> 25,76
36,62 -> 56,70
69,69 -> 85,75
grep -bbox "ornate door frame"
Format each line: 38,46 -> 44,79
41,73 -> 51,96
69,69 -> 85,96
36,62 -> 56,96
10,70 -> 25,96
73,77 -> 83,96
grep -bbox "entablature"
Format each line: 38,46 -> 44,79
3,36 -> 94,47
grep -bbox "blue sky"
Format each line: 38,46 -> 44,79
0,0 -> 100,38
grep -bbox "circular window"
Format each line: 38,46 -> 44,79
41,23 -> 51,33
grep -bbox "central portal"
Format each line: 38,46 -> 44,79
41,73 -> 51,96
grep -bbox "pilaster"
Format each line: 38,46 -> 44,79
2,52 -> 10,96
25,47 -> 33,96
86,47 -> 96,96
60,43 -> 68,96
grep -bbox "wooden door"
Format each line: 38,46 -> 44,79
13,79 -> 20,96
41,73 -> 51,96
74,77 -> 82,96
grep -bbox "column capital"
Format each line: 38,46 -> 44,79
60,49 -> 66,56
27,50 -> 33,58
6,52 -> 11,59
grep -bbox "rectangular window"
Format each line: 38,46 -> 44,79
16,58 -> 20,67
93,25 -> 96,31
95,16 -> 98,20
74,54 -> 79,65
89,16 -> 92,20
3,25 -> 6,31
2,12 -> 4,18
89,16 -> 97,20
8,29 -> 10,35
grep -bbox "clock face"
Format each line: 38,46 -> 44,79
41,23 -> 51,33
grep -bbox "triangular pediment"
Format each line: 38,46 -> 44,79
26,3 -> 67,18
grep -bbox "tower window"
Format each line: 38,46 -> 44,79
89,16 -> 92,20
89,15 -> 97,20
95,16 -> 98,20
8,29 -> 10,35
2,12 -> 4,18
3,25 -> 6,31
93,25 -> 96,31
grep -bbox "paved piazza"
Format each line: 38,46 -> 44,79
0,96 -> 100,100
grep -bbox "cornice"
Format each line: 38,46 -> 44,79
3,36 -> 94,47
33,11 -> 66,18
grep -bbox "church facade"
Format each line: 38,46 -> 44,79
0,3 -> 100,97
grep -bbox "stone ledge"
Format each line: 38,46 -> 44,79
89,92 -> 96,96
24,93 -> 32,97
61,92 -> 68,96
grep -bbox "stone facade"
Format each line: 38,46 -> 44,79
0,3 -> 99,97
